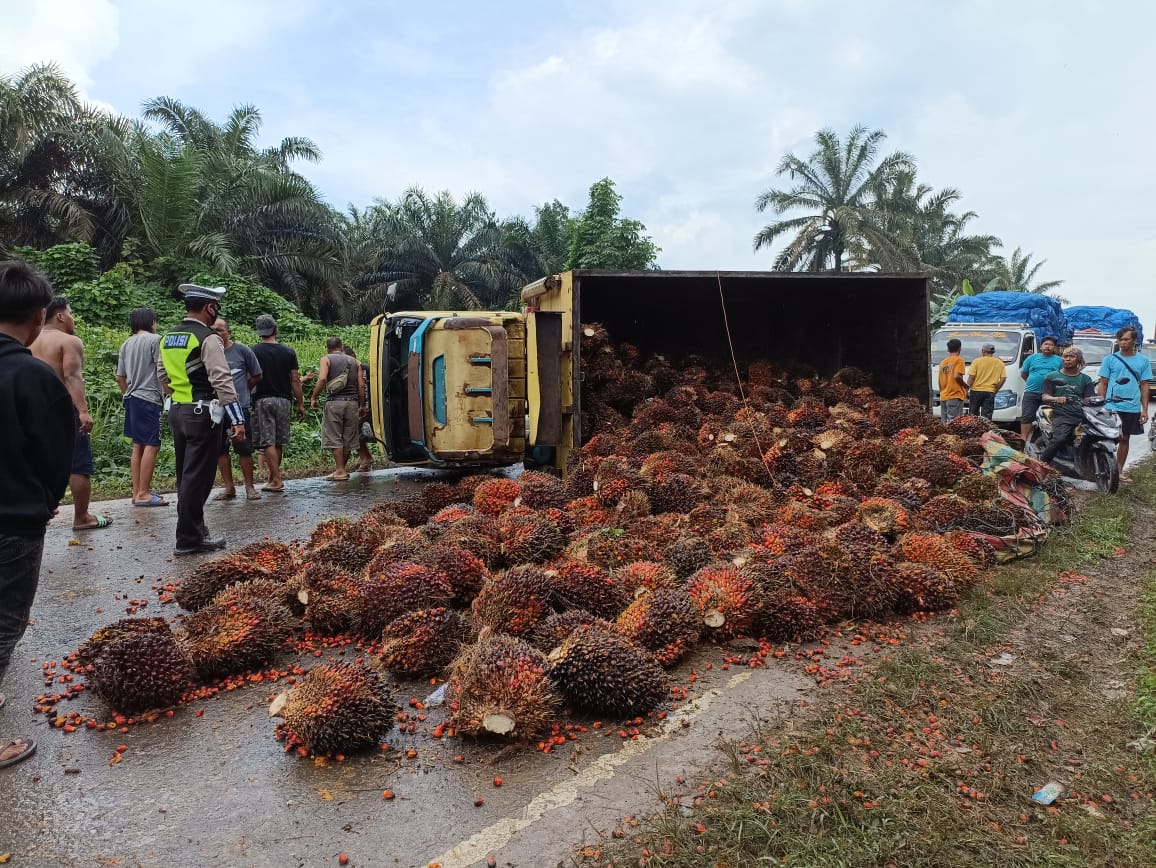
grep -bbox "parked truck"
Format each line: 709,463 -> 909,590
367,270 -> 931,474
931,291 -> 1071,425
1063,305 -> 1144,372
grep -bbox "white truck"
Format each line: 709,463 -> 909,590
930,323 -> 1037,424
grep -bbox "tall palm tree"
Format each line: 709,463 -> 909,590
98,98 -> 340,313
0,63 -> 124,257
754,126 -> 913,271
358,188 -> 520,314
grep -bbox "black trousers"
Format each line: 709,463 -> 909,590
968,390 -> 996,419
1040,414 -> 1079,463
0,533 -> 44,685
170,404 -> 226,549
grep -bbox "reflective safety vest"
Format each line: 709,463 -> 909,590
161,319 -> 216,403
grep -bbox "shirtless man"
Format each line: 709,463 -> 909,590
30,297 -> 112,530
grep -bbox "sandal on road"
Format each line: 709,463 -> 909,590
212,490 -> 237,501
73,515 -> 113,531
0,738 -> 36,769
325,473 -> 350,481
245,490 -> 263,500
133,493 -> 169,507
262,484 -> 285,492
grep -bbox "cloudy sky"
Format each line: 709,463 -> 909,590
4,0 -> 1154,332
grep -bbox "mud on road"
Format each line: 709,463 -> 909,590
0,469 -> 813,868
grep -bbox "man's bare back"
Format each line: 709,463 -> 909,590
31,326 -> 91,433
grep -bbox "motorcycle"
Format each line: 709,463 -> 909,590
1028,378 -> 1132,493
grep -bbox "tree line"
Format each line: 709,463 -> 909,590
3,64 -> 1058,324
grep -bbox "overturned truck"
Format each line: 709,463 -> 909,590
368,270 -> 932,474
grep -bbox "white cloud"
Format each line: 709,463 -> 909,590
0,0 -> 120,93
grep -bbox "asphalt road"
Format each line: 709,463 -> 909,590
0,468 -> 811,868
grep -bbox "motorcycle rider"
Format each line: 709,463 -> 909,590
1037,346 -> 1096,465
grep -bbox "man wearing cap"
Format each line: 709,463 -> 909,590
157,284 -> 246,556
965,343 -> 1007,420
250,314 -> 305,492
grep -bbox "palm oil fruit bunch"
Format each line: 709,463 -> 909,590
180,598 -> 295,680
89,633 -> 195,714
76,616 -> 173,665
471,566 -> 553,636
292,562 -> 360,635
233,540 -> 300,579
527,610 -> 611,652
174,555 -> 276,611
377,607 -> 468,677
352,562 -> 453,638
547,560 -> 631,620
547,625 -> 667,718
448,633 -> 560,739
614,589 -> 702,666
270,661 -> 394,757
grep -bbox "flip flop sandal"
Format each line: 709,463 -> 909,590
262,485 -> 286,492
73,515 -> 113,531
245,491 -> 263,500
133,493 -> 169,507
212,491 -> 238,501
0,738 -> 36,769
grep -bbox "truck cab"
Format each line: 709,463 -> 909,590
1070,329 -> 1117,373
930,323 -> 1034,424
369,270 -> 932,474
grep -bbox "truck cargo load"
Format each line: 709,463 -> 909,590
1062,306 -> 1144,344
369,270 -> 932,473
946,291 -> 1071,346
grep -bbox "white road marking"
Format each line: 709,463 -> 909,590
427,671 -> 754,868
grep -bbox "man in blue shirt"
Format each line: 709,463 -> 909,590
1019,337 -> 1063,442
1097,326 -> 1152,480
212,317 -> 263,500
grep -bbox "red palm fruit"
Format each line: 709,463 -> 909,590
614,589 -> 701,666
685,564 -> 757,640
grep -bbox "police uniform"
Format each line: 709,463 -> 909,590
157,284 -> 246,555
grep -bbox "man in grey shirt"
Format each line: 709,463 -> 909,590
116,307 -> 167,506
211,317 -> 263,500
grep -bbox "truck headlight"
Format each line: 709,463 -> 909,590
993,389 -> 1018,410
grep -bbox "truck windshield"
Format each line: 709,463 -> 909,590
931,329 -> 1021,364
1072,335 -> 1116,369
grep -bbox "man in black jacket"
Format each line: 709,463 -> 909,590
0,260 -> 75,769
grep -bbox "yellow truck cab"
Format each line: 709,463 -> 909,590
369,270 -> 932,475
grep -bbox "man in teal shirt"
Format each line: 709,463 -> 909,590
1019,336 -> 1063,441
1096,326 -> 1151,479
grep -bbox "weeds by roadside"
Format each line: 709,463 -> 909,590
588,467 -> 1156,867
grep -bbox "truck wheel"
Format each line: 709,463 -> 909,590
1092,450 -> 1119,494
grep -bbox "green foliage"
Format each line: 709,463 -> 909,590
11,242 -> 100,289
188,271 -> 314,338
565,178 -> 660,270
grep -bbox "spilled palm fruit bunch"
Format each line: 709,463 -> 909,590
291,562 -> 360,635
891,562 -> 958,614
614,589 -> 702,666
471,566 -> 553,636
685,564 -> 757,640
233,540 -> 300,578
211,578 -> 300,615
377,608 -> 469,676
497,509 -> 565,565
308,516 -> 352,550
174,556 -> 276,612
411,544 -> 490,606
547,560 -> 631,619
270,661 -> 394,757
353,562 -> 454,638
547,625 -> 668,717
180,598 -> 295,680
76,617 -> 173,665
88,633 -> 195,714
527,610 -> 612,652
448,633 -> 560,739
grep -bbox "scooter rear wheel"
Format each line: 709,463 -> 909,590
1092,450 -> 1119,494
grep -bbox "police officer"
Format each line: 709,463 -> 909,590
157,284 -> 246,556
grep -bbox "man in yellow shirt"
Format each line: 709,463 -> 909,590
938,338 -> 969,423
966,342 -> 1007,419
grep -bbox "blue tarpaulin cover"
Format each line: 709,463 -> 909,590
1062,306 -> 1143,345
947,291 -> 1072,345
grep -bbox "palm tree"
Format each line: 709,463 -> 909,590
101,98 -> 340,313
0,63 -> 124,258
980,247 -> 1065,299
754,126 -> 913,271
358,188 -> 521,314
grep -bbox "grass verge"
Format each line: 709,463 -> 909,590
589,466 -> 1156,867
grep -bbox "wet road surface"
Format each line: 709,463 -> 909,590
1,469 -> 811,867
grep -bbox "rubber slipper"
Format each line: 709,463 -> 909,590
245,491 -> 263,500
73,515 -> 113,531
325,473 -> 350,481
212,491 -> 237,501
262,484 -> 285,492
0,738 -> 36,768
133,493 -> 169,507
